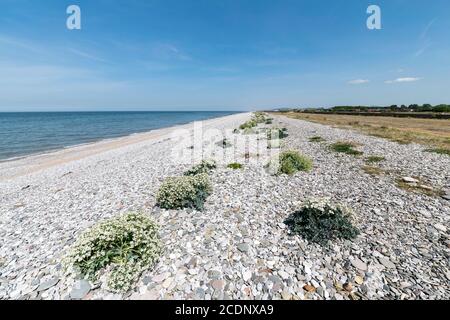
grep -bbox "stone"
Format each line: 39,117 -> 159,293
281,290 -> 292,300
278,270 -> 289,280
208,270 -> 221,279
350,258 -> 368,271
70,280 -> 91,299
162,277 -> 173,289
237,243 -> 250,253
379,257 -> 396,269
402,177 -> 419,183
355,276 -> 364,285
343,282 -> 353,292
434,224 -> 447,232
303,284 -> 315,292
152,273 -> 167,283
242,270 -> 252,282
211,280 -> 224,291
37,278 -> 59,292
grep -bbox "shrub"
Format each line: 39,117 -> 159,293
239,120 -> 257,130
267,150 -> 313,175
242,127 -> 257,135
425,148 -> 450,156
233,129 -> 240,134
227,162 -> 243,170
284,198 -> 359,246
267,128 -> 288,140
365,156 -> 385,163
184,159 -> 217,176
252,112 -> 267,124
265,119 -> 273,125
330,142 -> 363,156
309,136 -> 325,143
157,173 -> 212,210
63,212 -> 162,292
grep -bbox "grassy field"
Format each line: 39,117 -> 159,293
278,112 -> 450,152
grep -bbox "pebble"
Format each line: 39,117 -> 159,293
70,280 -> 91,299
350,258 -> 368,271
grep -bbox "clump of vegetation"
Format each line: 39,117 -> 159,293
309,136 -> 326,143
184,159 -> 217,176
227,162 -> 243,170
233,129 -> 240,134
267,150 -> 313,175
284,198 -> 359,246
395,177 -> 442,198
242,127 -> 257,135
157,173 -> 212,210
425,148 -> 450,156
216,139 -> 232,148
365,156 -> 386,164
63,212 -> 162,292
267,128 -> 288,140
330,142 -> 363,156
265,118 -> 273,124
252,112 -> 268,124
362,166 -> 384,176
239,120 -> 257,130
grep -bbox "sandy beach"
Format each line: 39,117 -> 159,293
0,112 -> 449,300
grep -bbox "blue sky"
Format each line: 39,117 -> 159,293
0,0 -> 449,111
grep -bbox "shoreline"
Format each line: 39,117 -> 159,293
0,111 -> 241,164
0,112 -> 249,181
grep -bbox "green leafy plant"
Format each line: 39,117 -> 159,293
365,156 -> 386,163
227,162 -> 243,169
239,120 -> 257,130
309,136 -> 325,143
424,148 -> 450,156
184,159 -> 217,176
267,128 -> 289,140
157,173 -> 212,210
267,150 -> 313,175
330,142 -> 363,156
284,198 -> 359,246
63,212 -> 162,292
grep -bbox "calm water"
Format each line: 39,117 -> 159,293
0,111 -> 238,161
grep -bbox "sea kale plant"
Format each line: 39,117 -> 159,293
267,128 -> 288,140
267,150 -> 313,175
184,159 -> 217,176
63,212 -> 162,292
157,173 -> 212,210
285,198 -> 359,246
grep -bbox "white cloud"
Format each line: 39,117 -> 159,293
348,79 -> 370,85
385,77 -> 421,84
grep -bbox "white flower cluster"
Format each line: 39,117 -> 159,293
62,212 -> 162,292
156,173 -> 212,210
300,197 -> 354,219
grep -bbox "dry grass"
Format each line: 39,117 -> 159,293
362,166 -> 385,176
279,112 -> 450,150
395,178 -> 444,198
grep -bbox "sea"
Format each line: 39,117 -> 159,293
0,111 -> 239,161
